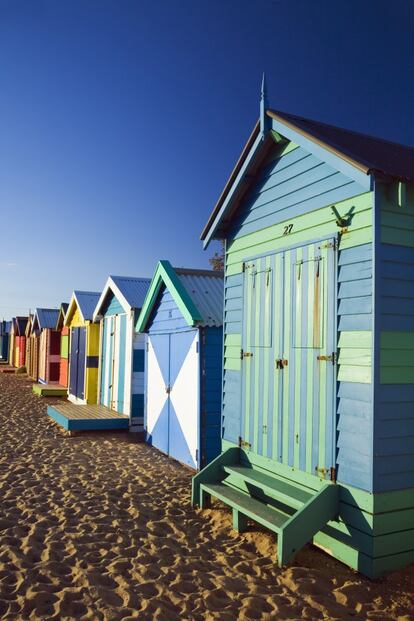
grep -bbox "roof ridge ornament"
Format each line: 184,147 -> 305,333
260,72 -> 269,138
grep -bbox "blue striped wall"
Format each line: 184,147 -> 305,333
200,327 -> 223,465
368,182 -> 414,492
336,243 -> 374,491
229,145 -> 366,242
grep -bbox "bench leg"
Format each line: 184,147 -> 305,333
200,489 -> 211,509
233,509 -> 248,532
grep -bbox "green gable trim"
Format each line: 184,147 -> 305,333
135,260 -> 203,332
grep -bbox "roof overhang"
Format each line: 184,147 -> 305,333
64,293 -> 85,326
135,260 -> 203,333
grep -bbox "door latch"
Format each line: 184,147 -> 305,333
275,359 -> 288,369
165,385 -> 171,394
317,352 -> 337,365
241,350 -> 253,358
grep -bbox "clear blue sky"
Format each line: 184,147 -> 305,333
1,0 -> 413,317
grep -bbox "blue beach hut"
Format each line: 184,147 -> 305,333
93,275 -> 151,432
192,80 -> 414,577
136,261 -> 224,469
0,320 -> 11,362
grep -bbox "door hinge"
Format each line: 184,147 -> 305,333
330,467 -> 337,482
195,449 -> 199,464
320,239 -> 337,250
238,437 -> 251,449
242,262 -> 246,273
317,352 -> 337,365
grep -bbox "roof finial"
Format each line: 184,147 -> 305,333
260,72 -> 269,137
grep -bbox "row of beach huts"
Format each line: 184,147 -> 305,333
2,88 -> 414,578
0,262 -> 223,470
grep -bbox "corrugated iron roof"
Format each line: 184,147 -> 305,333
110,276 -> 152,310
268,109 -> 414,181
74,291 -> 101,321
35,308 -> 60,330
176,269 -> 224,327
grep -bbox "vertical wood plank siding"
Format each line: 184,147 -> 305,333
223,138 -> 374,490
200,327 -> 223,466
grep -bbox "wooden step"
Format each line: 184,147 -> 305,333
222,465 -> 313,509
200,482 -> 290,533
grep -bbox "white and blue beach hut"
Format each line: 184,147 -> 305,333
93,276 -> 151,431
136,261 -> 223,469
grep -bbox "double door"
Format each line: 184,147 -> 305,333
241,239 -> 337,479
69,327 -> 86,399
100,314 -> 125,413
146,330 -> 199,469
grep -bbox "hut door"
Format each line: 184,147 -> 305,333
69,327 -> 86,399
241,253 -> 282,458
147,330 -> 200,469
284,239 -> 336,479
241,239 -> 336,478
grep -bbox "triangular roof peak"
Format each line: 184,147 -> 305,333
136,260 -> 223,332
201,106 -> 414,246
65,291 -> 100,326
93,275 -> 151,320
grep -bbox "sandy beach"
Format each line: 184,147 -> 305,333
0,374 -> 413,620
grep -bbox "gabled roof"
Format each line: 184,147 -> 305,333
33,308 -> 60,330
136,260 -> 223,332
201,108 -> 414,246
56,303 -> 69,329
93,275 -> 151,320
15,316 -> 28,336
65,291 -> 101,326
25,314 -> 33,337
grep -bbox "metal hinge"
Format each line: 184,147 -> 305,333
330,467 -> 337,483
242,262 -> 246,273
238,437 -> 251,449
320,239 -> 337,250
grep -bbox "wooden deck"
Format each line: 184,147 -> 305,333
33,383 -> 67,397
47,401 -> 130,431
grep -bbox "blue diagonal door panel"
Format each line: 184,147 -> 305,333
146,334 -> 170,454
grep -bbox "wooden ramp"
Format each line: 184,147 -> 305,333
47,402 -> 130,431
33,383 -> 67,397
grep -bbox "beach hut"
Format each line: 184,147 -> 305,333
33,308 -> 60,383
11,316 -> 28,368
56,303 -> 69,388
0,321 -> 11,362
25,314 -> 39,381
65,291 -> 101,404
136,262 -> 223,469
192,81 -> 414,577
93,276 -> 151,431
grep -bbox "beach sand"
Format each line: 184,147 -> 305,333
0,374 -> 413,620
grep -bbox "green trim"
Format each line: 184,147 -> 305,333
135,260 -> 203,332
